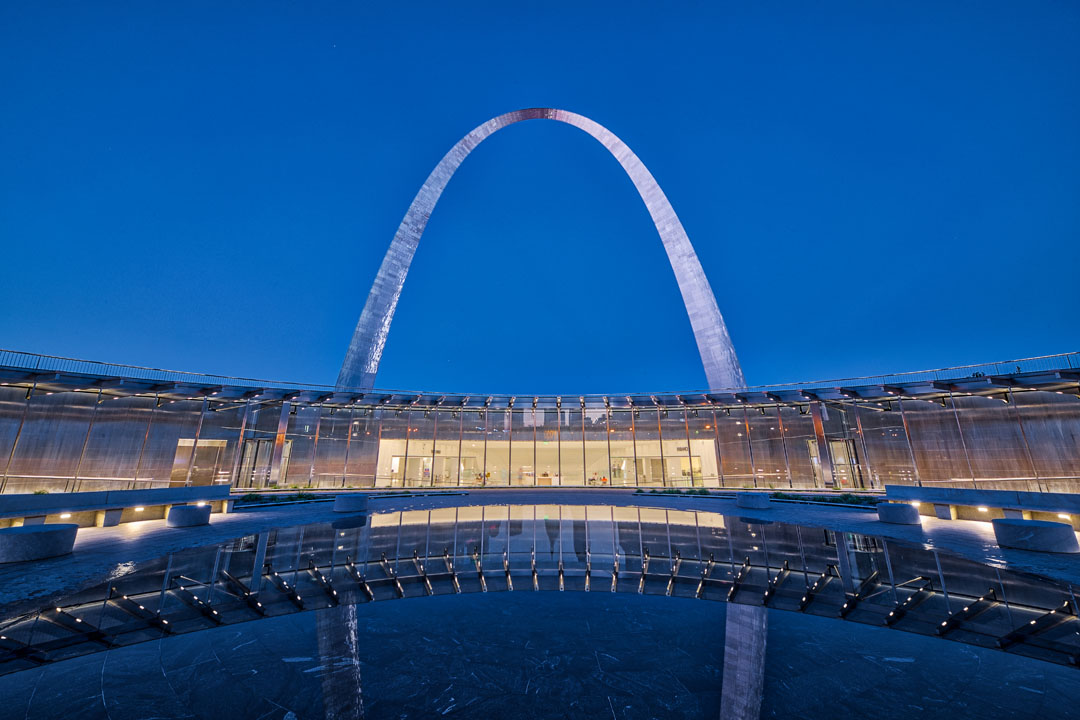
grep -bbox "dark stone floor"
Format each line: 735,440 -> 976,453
1,593 -> 1077,719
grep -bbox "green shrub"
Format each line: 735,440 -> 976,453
770,491 -> 879,507
33,489 -> 49,495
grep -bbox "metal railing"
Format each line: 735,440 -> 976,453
2,347 -> 1077,398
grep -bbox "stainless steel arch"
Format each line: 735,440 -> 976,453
338,108 -> 746,391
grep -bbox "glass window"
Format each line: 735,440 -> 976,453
310,406 -> 349,489
583,407 -> 609,487
459,410 -> 485,487
404,409 -> 437,488
747,406 -> 788,489
0,386 -> 28,489
607,410 -> 637,487
950,394 -> 1035,489
283,404 -> 320,487
854,401 -> 918,488
819,402 -> 865,490
76,394 -> 157,490
432,410 -> 461,487
535,407 -> 560,486
660,408 -> 692,487
902,397 -> 973,486
485,410 -> 511,487
374,409 -> 409,488
138,398 -> 205,488
1010,390 -> 1080,492
510,408 -> 535,487
343,407 -> 379,488
188,399 -> 247,487
716,408 -> 753,487
685,409 -> 720,487
5,390 -> 97,492
560,408 -> 585,486
778,406 -> 817,488
234,401 -> 286,489
634,409 -> 664,486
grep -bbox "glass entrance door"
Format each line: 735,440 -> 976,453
237,439 -> 291,489
829,439 -> 863,489
807,438 -> 863,489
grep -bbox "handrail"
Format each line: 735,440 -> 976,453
1,347 -> 1076,397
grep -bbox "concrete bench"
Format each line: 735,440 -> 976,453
333,495 -> 370,513
992,518 -> 1080,553
884,485 -> 1080,528
735,492 -> 772,510
0,523 -> 78,563
166,505 -> 211,528
877,503 -> 922,525
0,485 -> 232,529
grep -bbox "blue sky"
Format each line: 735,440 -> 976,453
1,2 -> 1077,393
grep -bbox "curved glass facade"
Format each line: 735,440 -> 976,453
1,350 -> 1079,496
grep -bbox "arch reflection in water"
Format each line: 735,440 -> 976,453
1,505 -> 1079,675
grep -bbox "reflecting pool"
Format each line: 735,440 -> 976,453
2,505 -> 1080,718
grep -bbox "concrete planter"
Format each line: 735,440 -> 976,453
877,503 -> 922,525
0,523 -> 78,564
992,518 -> 1080,553
166,505 -> 212,528
735,492 -> 772,510
333,495 -> 370,513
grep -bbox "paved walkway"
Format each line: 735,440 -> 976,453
2,489 -> 1079,617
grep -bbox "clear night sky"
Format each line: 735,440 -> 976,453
1,2 -> 1077,394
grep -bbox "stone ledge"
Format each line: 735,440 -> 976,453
886,485 -> 1080,515
0,485 -> 231,519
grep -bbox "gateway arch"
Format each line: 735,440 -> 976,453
338,108 -> 746,391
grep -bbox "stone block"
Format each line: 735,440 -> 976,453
933,503 -> 957,520
166,504 -> 211,528
0,523 -> 78,564
992,518 -> 1080,553
333,494 -> 370,513
95,508 -> 123,527
877,503 -> 922,525
735,492 -> 771,510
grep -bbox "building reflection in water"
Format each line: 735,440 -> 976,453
1,505 -> 1079,678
